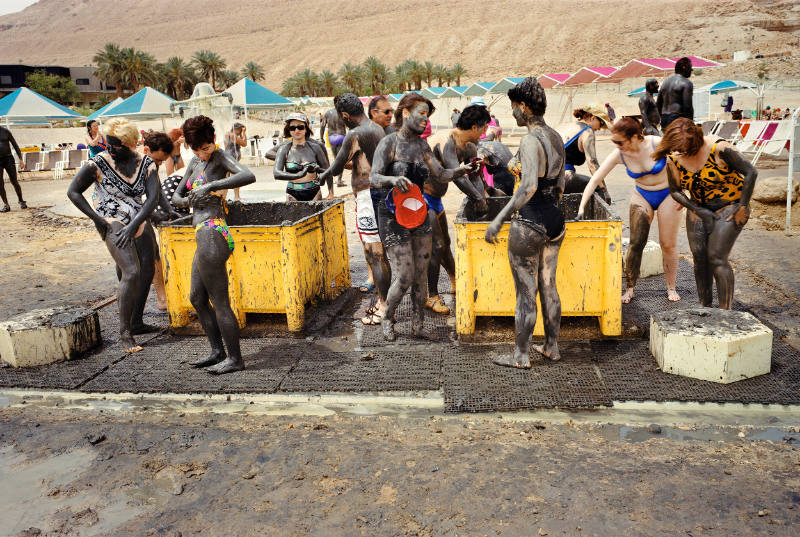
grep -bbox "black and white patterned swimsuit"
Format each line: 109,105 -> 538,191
92,154 -> 152,225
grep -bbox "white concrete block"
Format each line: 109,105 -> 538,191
650,308 -> 772,384
0,306 -> 101,367
622,238 -> 663,278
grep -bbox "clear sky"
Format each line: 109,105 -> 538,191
0,0 -> 39,16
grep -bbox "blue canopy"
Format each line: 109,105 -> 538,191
0,87 -> 84,121
697,80 -> 757,95
421,87 -> 448,99
462,82 -> 496,96
226,78 -> 294,108
101,87 -> 175,120
489,78 -> 525,94
87,97 -> 123,121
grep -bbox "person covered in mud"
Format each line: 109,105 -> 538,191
0,124 -> 26,212
67,118 -> 161,353
274,113 -> 331,201
477,139 -> 515,196
657,118 -> 756,310
639,78 -> 661,136
320,107 -> 347,187
370,93 -> 477,341
484,77 -> 566,367
577,117 -> 683,304
172,115 -> 256,373
424,104 -> 492,316
657,57 -> 694,131
368,96 -> 396,134
561,106 -> 611,203
316,93 -> 391,325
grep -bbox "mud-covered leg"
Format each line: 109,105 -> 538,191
708,205 -> 745,309
623,201 -> 653,303
331,144 -> 344,186
188,246 -> 226,368
493,222 -> 543,369
410,229 -> 433,337
533,234 -> 563,361
130,223 -> 158,334
427,210 -> 444,297
364,242 -> 390,311
383,242 -> 414,341
438,211 -> 456,289
685,210 -> 713,307
104,221 -> 142,353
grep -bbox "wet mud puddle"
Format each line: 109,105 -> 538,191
598,424 -> 800,444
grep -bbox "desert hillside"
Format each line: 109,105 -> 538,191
1,0 -> 799,86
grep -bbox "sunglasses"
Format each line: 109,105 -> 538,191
379,109 -> 393,115
288,125 -> 306,132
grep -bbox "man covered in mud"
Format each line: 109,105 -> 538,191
424,104 -> 492,315
317,93 -> 391,325
0,125 -> 27,212
639,78 -> 661,136
320,107 -> 347,187
657,57 -> 693,131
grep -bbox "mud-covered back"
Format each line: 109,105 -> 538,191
457,193 -> 616,223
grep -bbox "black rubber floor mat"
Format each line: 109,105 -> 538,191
442,342 -> 613,412
596,339 -> 800,404
81,337 -> 299,394
357,293 -> 453,347
279,347 -> 442,392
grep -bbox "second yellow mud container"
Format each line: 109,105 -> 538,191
454,193 -> 622,336
158,200 -> 350,332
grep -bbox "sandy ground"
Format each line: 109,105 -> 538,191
0,0 -> 799,84
1,407 -> 799,536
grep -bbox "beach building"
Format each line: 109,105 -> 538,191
0,64 -> 117,105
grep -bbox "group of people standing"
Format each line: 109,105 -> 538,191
62,55 -> 758,373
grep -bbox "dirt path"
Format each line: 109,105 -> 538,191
1,407 -> 798,537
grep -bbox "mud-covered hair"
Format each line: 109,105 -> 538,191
675,57 -> 692,75
456,104 -> 491,131
143,131 -> 174,154
645,78 -> 659,93
611,116 -> 643,140
334,93 -> 364,117
394,93 -> 435,128
652,117 -> 704,160
182,115 -> 215,149
507,77 -> 546,116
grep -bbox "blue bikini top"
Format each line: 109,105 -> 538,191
620,138 -> 666,179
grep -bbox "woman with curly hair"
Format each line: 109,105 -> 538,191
172,115 -> 255,374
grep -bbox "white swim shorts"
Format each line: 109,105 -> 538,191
355,188 -> 380,244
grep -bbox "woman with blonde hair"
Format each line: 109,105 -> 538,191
68,117 -> 161,353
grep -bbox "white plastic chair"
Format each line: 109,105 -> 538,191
752,120 -> 791,165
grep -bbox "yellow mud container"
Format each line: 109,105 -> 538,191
454,194 -> 622,336
157,200 -> 350,332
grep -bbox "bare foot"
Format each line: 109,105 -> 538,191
493,352 -> 531,369
190,349 -> 226,368
207,357 -> 245,374
532,344 -> 561,362
382,319 -> 396,342
667,288 -> 681,302
621,288 -> 635,304
131,323 -> 161,335
121,334 -> 142,353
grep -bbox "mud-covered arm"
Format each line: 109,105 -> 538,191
718,143 -> 757,225
204,151 -> 256,194
485,135 -> 541,243
310,141 -> 332,194
318,131 -> 355,185
116,164 -> 160,247
577,151 -> 620,218
8,130 -> 22,160
682,81 -> 694,120
667,159 -> 718,228
656,90 -> 664,116
67,162 -> 107,233
639,97 -> 652,130
583,129 -> 600,174
319,115 -> 327,140
370,136 -> 408,190
440,141 -> 484,202
424,143 -> 471,184
272,143 -> 308,181
172,162 -> 192,209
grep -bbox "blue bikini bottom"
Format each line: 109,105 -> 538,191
635,186 -> 671,210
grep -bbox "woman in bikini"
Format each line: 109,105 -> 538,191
172,115 -> 256,374
67,118 -> 161,353
84,120 -> 108,158
273,113 -> 331,201
562,106 -> 611,202
657,118 -> 756,309
577,117 -> 683,303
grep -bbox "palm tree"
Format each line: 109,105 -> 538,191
192,50 -> 227,91
119,47 -> 157,93
163,57 -> 195,99
339,63 -> 363,94
434,64 -> 446,87
450,63 -> 466,87
422,61 -> 435,87
297,69 -> 319,97
443,68 -> 455,87
282,74 -> 302,97
93,43 -> 126,97
403,59 -> 424,91
394,64 -> 412,92
363,57 -> 388,95
219,69 -> 239,90
319,70 -> 338,96
240,61 -> 264,82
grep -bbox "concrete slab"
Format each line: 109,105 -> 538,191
650,308 -> 772,383
622,237 -> 663,278
0,306 -> 101,367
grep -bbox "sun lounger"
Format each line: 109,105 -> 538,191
701,120 -> 718,135
714,121 -> 740,141
37,150 -> 64,176
733,120 -> 768,153
20,152 -> 42,176
751,120 -> 791,165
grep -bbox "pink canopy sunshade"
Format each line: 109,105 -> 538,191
560,66 -> 619,87
538,73 -> 570,89
669,56 -> 723,69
